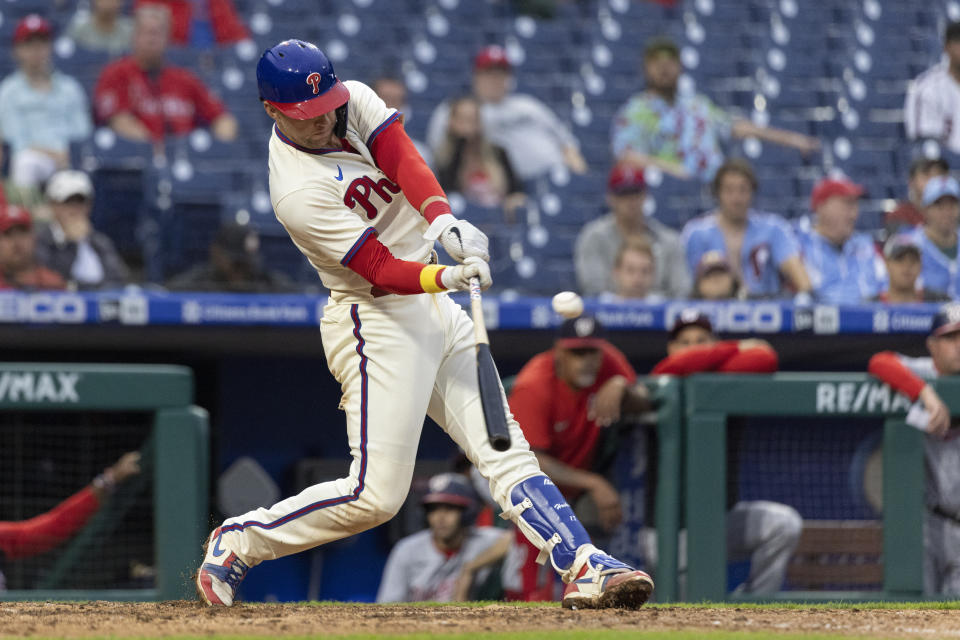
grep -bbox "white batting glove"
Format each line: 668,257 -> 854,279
424,213 -> 490,263
441,257 -> 492,292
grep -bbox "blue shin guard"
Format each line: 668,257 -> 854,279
500,475 -> 593,574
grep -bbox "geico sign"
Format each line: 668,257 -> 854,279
664,302 -> 783,333
815,382 -> 912,413
0,293 -> 86,323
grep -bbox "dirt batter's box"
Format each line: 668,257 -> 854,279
0,364 -> 208,602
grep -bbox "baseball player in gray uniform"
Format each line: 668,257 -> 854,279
377,473 -> 509,602
196,39 -> 653,609
868,303 -> 960,594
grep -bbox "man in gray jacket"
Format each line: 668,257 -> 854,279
575,164 -> 689,298
34,170 -> 129,289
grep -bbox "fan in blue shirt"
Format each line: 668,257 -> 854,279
903,175 -> 960,299
681,159 -> 812,299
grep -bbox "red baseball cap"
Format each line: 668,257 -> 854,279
556,315 -> 607,349
608,164 -> 646,194
13,14 -> 52,44
474,45 -> 511,71
0,205 -> 32,233
810,177 -> 864,210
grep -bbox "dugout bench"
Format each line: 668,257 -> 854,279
679,373 -> 960,602
0,364 -> 208,601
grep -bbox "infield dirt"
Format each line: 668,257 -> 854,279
2,602 -> 960,638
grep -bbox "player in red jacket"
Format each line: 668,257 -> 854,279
867,304 -> 960,594
506,315 -> 652,601
653,310 -> 800,595
0,452 -> 140,590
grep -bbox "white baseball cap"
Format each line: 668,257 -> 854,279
46,170 -> 93,203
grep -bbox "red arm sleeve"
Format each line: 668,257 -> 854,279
868,351 -> 927,401
368,120 -> 450,223
0,487 -> 100,560
651,341 -> 740,376
508,374 -> 553,452
343,229 -> 446,295
717,346 -> 779,373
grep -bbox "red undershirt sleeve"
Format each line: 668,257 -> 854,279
343,229 -> 446,295
717,346 -> 780,373
651,341 -> 740,376
0,487 -> 100,559
868,351 -> 927,401
368,119 -> 450,224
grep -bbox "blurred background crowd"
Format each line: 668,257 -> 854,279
1,0 -> 959,303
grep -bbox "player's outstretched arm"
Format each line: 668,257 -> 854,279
345,231 -> 491,294
369,120 -> 489,263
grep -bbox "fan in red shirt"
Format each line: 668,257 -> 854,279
653,310 -> 802,595
0,204 -> 65,291
134,0 -> 248,47
93,5 -> 237,143
505,314 -> 652,601
0,452 -> 140,590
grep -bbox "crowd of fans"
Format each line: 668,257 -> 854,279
0,2 -> 955,303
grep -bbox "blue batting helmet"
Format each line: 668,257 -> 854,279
257,39 -> 350,120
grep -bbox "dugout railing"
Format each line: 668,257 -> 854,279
681,373 -> 960,602
0,364 -> 208,601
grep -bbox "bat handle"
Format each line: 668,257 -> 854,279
469,276 -> 481,301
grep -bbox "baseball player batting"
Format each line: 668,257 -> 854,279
196,39 -> 653,609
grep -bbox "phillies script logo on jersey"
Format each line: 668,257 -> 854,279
305,72 -> 323,94
344,176 -> 401,219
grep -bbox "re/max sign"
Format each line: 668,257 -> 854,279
815,382 -> 911,413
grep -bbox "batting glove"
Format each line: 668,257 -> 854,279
425,214 -> 490,263
441,256 -> 492,292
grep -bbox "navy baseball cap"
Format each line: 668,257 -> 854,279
922,175 -> 960,207
422,473 -> 477,509
257,39 -> 350,120
669,309 -> 714,340
556,314 -> 606,349
931,304 -> 960,337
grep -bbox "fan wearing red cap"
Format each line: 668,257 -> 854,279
575,163 -> 689,298
505,315 -> 652,601
867,302 -> 960,595
93,5 -> 237,141
796,176 -> 886,303
426,45 -> 586,182
0,205 -> 65,291
0,14 -> 91,188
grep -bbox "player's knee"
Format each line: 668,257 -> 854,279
353,483 -> 409,527
773,504 -> 803,546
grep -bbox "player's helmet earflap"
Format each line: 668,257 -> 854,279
422,472 -> 479,528
257,39 -> 350,136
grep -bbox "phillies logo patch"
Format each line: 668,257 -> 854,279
305,72 -> 322,94
344,176 -> 401,219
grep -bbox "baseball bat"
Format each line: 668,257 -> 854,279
469,276 -> 511,452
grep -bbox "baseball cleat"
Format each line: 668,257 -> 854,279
561,551 -> 654,610
196,527 -> 249,607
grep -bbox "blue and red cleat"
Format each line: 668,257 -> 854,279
196,527 -> 250,607
561,550 -> 654,609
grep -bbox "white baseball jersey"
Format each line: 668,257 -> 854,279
376,526 -> 505,602
905,60 -> 960,153
269,80 -> 434,303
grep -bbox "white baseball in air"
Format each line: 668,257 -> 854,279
552,291 -> 584,319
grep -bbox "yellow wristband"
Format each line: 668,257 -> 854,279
420,265 -> 446,293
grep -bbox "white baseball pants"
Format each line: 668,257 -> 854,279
217,293 -> 542,565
